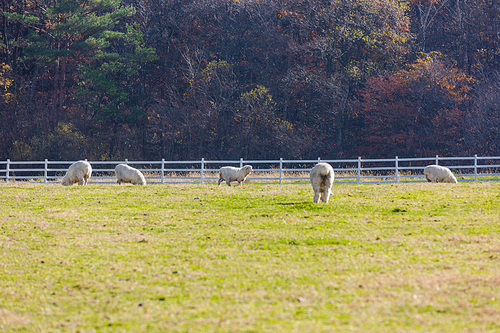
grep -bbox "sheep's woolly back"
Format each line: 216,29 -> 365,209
424,165 -> 458,183
310,163 -> 335,203
61,160 -> 92,186
115,164 -> 147,185
218,165 -> 253,186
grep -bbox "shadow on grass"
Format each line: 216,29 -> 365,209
276,202 -> 331,210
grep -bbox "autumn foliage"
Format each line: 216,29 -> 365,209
358,53 -> 473,157
0,0 -> 498,160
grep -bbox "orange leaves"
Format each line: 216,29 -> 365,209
278,10 -> 296,18
357,53 -> 473,157
0,64 -> 12,88
402,53 -> 474,102
0,64 -> 13,102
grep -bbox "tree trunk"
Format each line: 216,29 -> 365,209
1,0 -> 9,64
51,56 -> 60,126
456,0 -> 468,70
58,54 -> 67,122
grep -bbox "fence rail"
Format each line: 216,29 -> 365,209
1,155 -> 500,185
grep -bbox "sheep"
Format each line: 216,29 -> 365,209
218,165 -> 253,186
61,160 -> 92,186
424,165 -> 458,183
115,164 -> 147,186
310,163 -> 335,203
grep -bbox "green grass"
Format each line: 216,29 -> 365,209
1,182 -> 500,332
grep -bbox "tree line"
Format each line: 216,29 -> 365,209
1,0 -> 499,161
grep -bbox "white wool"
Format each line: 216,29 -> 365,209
310,163 -> 335,203
115,164 -> 147,186
424,165 -> 458,183
61,161 -> 92,186
218,165 -> 253,186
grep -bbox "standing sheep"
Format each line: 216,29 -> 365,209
310,163 -> 335,203
61,160 -> 92,186
115,164 -> 147,186
218,165 -> 253,186
424,165 -> 458,183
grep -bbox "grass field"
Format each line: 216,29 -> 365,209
1,182 -> 500,332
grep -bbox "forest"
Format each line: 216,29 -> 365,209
1,0 -> 500,161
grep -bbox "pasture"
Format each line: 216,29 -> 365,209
1,182 -> 500,332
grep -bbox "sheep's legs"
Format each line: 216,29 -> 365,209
313,183 -> 332,203
312,185 -> 321,203
321,189 -> 330,203
321,181 -> 332,203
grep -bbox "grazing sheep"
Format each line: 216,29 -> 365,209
115,164 -> 147,186
424,165 -> 458,183
310,163 -> 335,203
218,165 -> 253,186
61,160 -> 92,186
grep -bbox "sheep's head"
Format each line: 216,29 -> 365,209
243,165 -> 253,175
61,176 -> 71,186
137,176 -> 147,186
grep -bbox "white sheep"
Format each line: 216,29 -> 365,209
115,164 -> 147,185
424,165 -> 458,183
61,160 -> 92,186
310,163 -> 334,203
218,165 -> 253,186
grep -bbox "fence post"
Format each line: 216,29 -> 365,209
318,157 -> 321,164
395,156 -> 399,183
161,159 -> 165,184
201,158 -> 205,184
357,157 -> 361,184
44,159 -> 48,184
474,154 -> 478,181
279,158 -> 283,184
125,159 -> 128,164
6,159 -> 10,183
435,155 -> 439,165
240,158 -> 243,168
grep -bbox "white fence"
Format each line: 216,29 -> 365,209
1,155 -> 500,185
